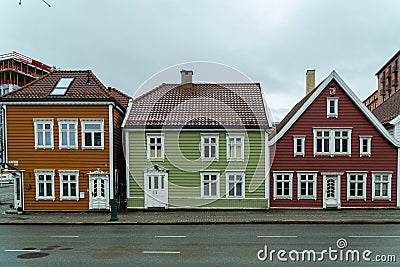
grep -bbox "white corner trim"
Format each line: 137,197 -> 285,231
109,105 -> 114,199
125,130 -> 131,199
397,148 -> 400,207
121,99 -> 133,128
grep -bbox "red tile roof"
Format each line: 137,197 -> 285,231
0,70 -> 131,109
372,89 -> 400,125
124,83 -> 269,128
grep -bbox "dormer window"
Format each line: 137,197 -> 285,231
50,77 -> 74,95
327,97 -> 339,118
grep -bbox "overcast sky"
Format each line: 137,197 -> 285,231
3,0 -> 400,121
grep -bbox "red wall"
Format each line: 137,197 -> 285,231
270,79 -> 398,208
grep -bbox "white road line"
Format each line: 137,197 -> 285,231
51,235 -> 80,238
5,249 -> 41,252
349,236 -> 400,238
155,235 -> 187,238
257,236 -> 298,238
142,251 -> 181,254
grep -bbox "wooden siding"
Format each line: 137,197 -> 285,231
6,105 -> 113,211
113,108 -> 126,202
270,80 -> 398,208
127,130 -> 266,208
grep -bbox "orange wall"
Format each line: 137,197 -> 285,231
6,104 -> 113,211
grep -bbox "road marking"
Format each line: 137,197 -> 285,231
155,235 -> 187,238
257,236 -> 297,238
349,236 -> 400,238
5,249 -> 41,252
51,235 -> 80,238
142,251 -> 181,254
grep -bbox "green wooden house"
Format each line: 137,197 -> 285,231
122,70 -> 271,209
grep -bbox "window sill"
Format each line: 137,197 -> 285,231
36,197 -> 55,201
60,197 -> 79,201
347,197 -> 366,201
274,196 -> 292,200
298,197 -> 317,200
226,158 -> 244,162
201,158 -> 219,162
82,147 -> 104,150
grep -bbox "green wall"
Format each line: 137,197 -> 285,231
127,130 -> 266,209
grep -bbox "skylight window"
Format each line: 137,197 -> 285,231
50,77 -> 74,95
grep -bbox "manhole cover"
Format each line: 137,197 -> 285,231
17,252 -> 49,259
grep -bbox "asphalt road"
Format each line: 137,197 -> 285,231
0,224 -> 399,266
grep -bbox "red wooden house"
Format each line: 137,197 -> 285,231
268,71 -> 400,209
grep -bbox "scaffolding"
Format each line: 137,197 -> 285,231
0,51 -> 54,90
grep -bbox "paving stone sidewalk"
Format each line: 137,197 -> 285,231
1,209 -> 400,224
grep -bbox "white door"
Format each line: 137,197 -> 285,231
144,166 -> 168,208
13,172 -> 23,210
323,175 -> 341,208
88,170 -> 109,210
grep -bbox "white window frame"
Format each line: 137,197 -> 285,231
313,128 -> 352,156
225,171 -> 245,198
273,172 -> 293,200
201,171 -> 220,198
33,119 -> 54,149
327,97 -> 339,118
359,136 -> 372,157
146,134 -> 165,161
346,172 -> 367,200
201,134 -> 219,161
372,172 -> 392,201
226,134 -> 244,161
81,119 -> 104,150
293,136 -> 305,157
35,170 -> 55,201
59,170 -> 79,201
58,119 -> 78,150
297,172 -> 317,200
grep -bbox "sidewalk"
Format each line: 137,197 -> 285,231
1,209 -> 400,224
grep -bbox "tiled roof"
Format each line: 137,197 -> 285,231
0,70 -> 131,109
124,83 -> 269,128
372,89 -> 400,125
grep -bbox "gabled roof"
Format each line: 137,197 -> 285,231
270,71 -> 400,147
0,70 -> 131,109
123,82 -> 270,128
372,89 -> 400,125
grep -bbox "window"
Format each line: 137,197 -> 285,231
293,136 -> 305,157
201,172 -> 220,198
201,134 -> 219,161
347,173 -> 367,200
273,172 -> 293,200
35,170 -> 55,200
297,172 -> 317,199
146,134 -> 165,160
59,170 -> 79,200
81,119 -> 104,149
226,134 -> 244,161
50,77 -> 74,95
327,97 -> 339,118
314,128 -> 352,156
58,119 -> 78,149
372,173 -> 392,200
33,119 -> 54,149
359,136 -> 372,157
226,172 -> 245,198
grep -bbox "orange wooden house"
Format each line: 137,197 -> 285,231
0,70 -> 131,211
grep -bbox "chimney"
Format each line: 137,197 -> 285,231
306,69 -> 315,95
180,69 -> 193,84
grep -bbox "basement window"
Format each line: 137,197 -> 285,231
50,77 -> 74,95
